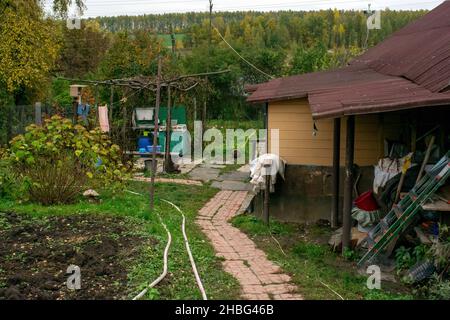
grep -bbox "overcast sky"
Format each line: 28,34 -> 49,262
44,0 -> 445,18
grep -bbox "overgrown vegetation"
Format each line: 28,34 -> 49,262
232,214 -> 414,300
394,224 -> 450,300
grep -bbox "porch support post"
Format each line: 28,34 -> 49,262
342,115 -> 355,253
331,117 -> 341,228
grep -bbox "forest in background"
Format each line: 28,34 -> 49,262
0,0 -> 428,146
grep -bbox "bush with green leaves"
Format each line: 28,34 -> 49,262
8,115 -> 130,205
0,158 -> 16,199
395,244 -> 428,272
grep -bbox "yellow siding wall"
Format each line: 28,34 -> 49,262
268,99 -> 382,166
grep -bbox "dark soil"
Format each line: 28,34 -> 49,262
0,212 -> 156,300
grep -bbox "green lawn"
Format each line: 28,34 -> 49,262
232,214 -> 414,300
0,182 -> 241,300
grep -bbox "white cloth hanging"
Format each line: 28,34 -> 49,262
250,154 -> 286,193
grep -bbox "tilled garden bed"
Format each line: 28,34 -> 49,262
0,212 -> 157,300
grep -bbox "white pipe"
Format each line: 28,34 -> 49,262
162,199 -> 208,301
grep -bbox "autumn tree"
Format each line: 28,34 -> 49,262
57,21 -> 111,78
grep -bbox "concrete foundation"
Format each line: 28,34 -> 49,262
252,164 -> 374,223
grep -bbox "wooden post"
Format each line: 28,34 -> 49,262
342,115 -> 355,254
150,57 -> 162,211
193,97 -> 197,121
35,102 -> 42,126
416,136 -> 436,184
72,97 -> 78,124
164,85 -> 173,172
109,85 -> 114,125
203,100 -> 207,132
94,85 -> 99,128
331,117 -> 341,228
263,158 -> 272,226
122,100 -> 127,150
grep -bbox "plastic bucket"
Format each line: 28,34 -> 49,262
354,191 -> 379,211
138,137 -> 151,150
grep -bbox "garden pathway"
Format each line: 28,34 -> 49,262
132,176 -> 203,186
197,190 -> 303,300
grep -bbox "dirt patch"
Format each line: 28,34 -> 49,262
0,212 -> 157,300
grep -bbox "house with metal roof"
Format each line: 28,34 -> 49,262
246,1 -> 450,247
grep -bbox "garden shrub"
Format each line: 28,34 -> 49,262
8,115 -> 130,205
0,158 -> 17,199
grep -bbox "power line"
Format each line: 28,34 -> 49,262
212,25 -> 274,79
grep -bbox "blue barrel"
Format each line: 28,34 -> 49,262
138,137 -> 151,151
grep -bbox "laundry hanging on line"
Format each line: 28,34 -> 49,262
98,105 -> 110,133
77,103 -> 91,121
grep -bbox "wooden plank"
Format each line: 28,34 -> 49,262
421,200 -> 450,212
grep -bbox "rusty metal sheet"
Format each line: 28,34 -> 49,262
246,1 -> 450,119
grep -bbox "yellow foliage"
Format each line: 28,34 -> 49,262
0,5 -> 61,93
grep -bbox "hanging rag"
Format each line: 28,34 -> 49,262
77,103 -> 90,122
373,153 -> 415,194
351,207 -> 382,232
98,105 -> 110,133
250,154 -> 286,193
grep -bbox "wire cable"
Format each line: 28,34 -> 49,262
212,25 -> 274,79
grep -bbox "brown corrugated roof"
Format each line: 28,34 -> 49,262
247,1 -> 450,119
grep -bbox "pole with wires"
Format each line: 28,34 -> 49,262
164,85 -> 174,173
150,56 -> 162,211
209,0 -> 213,64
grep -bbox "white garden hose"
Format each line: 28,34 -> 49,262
126,190 -> 207,300
132,210 -> 172,300
162,199 -> 208,301
127,190 -> 172,301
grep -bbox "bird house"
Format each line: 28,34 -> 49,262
70,85 -> 87,98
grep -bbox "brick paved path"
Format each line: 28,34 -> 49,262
197,191 -> 303,300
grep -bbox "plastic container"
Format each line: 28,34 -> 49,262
138,136 -> 151,151
354,191 -> 379,211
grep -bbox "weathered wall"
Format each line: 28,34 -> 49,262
268,99 -> 382,166
260,103 -> 450,223
252,164 -> 374,223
